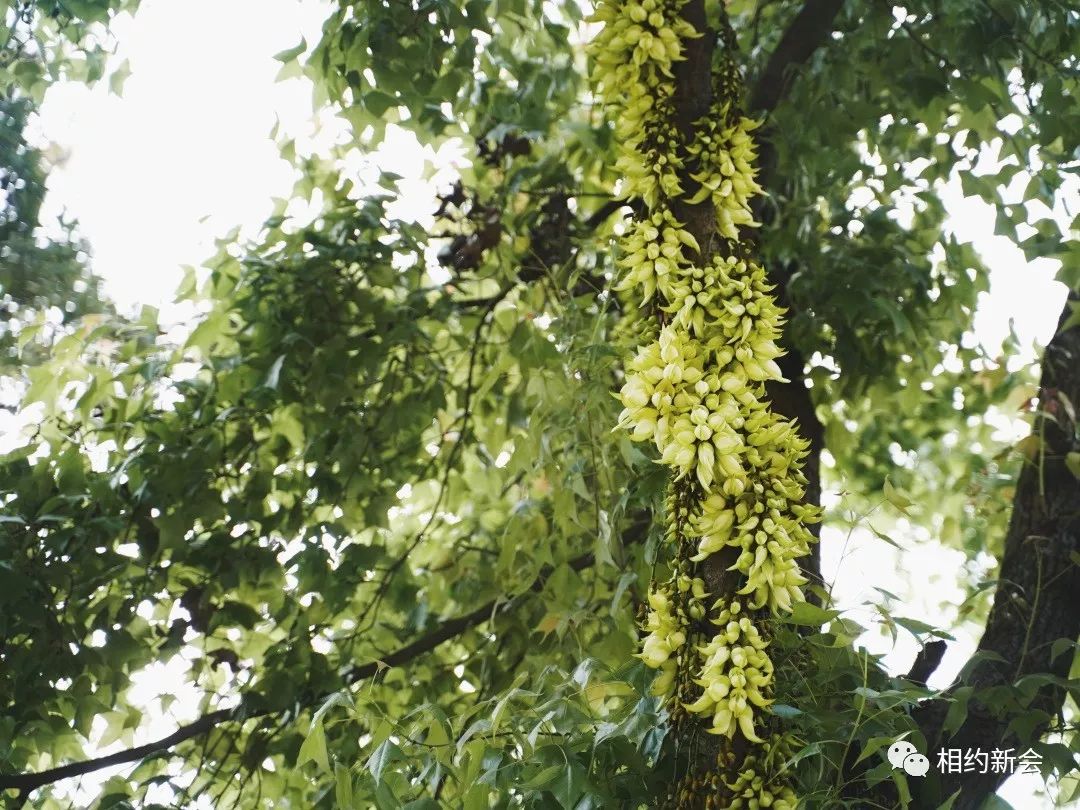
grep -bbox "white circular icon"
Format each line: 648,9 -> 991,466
903,752 -> 930,777
887,740 -> 918,769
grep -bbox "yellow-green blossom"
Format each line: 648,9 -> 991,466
592,0 -> 817,794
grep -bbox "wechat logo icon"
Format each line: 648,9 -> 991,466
888,738 -> 930,777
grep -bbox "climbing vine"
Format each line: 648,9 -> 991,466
589,1 -> 820,805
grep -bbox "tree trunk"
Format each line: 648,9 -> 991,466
914,291 -> 1080,808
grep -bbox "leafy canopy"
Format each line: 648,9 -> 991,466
1,1 -> 1079,808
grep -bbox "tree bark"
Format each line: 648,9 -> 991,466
666,2 -> 737,798
656,4 -> 1079,807
665,1 -> 846,800
749,0 -> 846,593
914,292 -> 1080,808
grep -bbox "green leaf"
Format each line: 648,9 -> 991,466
297,718 -> 330,772
463,786 -> 491,810
883,476 -> 913,513
868,524 -> 903,549
108,59 -> 131,96
769,704 -> 803,720
943,686 -> 973,737
957,649 -> 1008,681
891,769 -> 912,808
781,741 -> 824,771
523,764 -> 563,789
609,571 -> 636,612
854,735 -> 894,766
98,710 -> 128,749
959,172 -> 988,200
274,38 -> 307,64
60,0 -> 111,23
425,710 -> 452,763
367,739 -> 403,785
936,789 -> 962,810
1050,637 -> 1079,663
265,354 -> 286,390
1065,452 -> 1080,480
893,616 -> 953,640
364,91 -> 397,118
335,763 -> 354,808
784,602 -> 839,627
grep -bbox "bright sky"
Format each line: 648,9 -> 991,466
31,0 -> 1072,805
34,0 -> 330,314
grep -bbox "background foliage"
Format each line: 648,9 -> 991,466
1,0 -> 1078,808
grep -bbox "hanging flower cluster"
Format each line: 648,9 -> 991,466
640,574 -> 706,696
589,0 -> 820,805
588,0 -> 697,207
725,737 -> 800,810
685,114 -> 764,240
615,210 -> 699,305
682,599 -> 773,741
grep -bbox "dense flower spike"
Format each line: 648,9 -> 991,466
587,0 -> 697,207
638,584 -> 686,669
682,599 -> 773,742
724,736 -> 800,810
590,1 -> 817,804
614,210 -> 699,304
685,115 -> 765,239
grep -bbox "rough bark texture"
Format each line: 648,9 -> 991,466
667,1 -> 736,797
751,0 -> 846,593
768,302 -> 825,590
672,4 -> 1079,807
748,0 -> 846,116
670,0 -> 716,236
749,0 -> 845,210
667,1 -> 845,800
913,292 -> 1080,808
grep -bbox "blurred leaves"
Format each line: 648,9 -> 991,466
0,94 -> 108,365
2,0 -> 1079,807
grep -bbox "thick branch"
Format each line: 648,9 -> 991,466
0,541 -> 624,797
748,0 -> 845,216
747,0 -> 848,588
664,2 -> 845,799
907,639 -> 948,688
0,708 -> 234,798
569,0 -> 845,272
767,284 -> 825,588
748,0 -> 846,115
914,292 -> 1080,808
